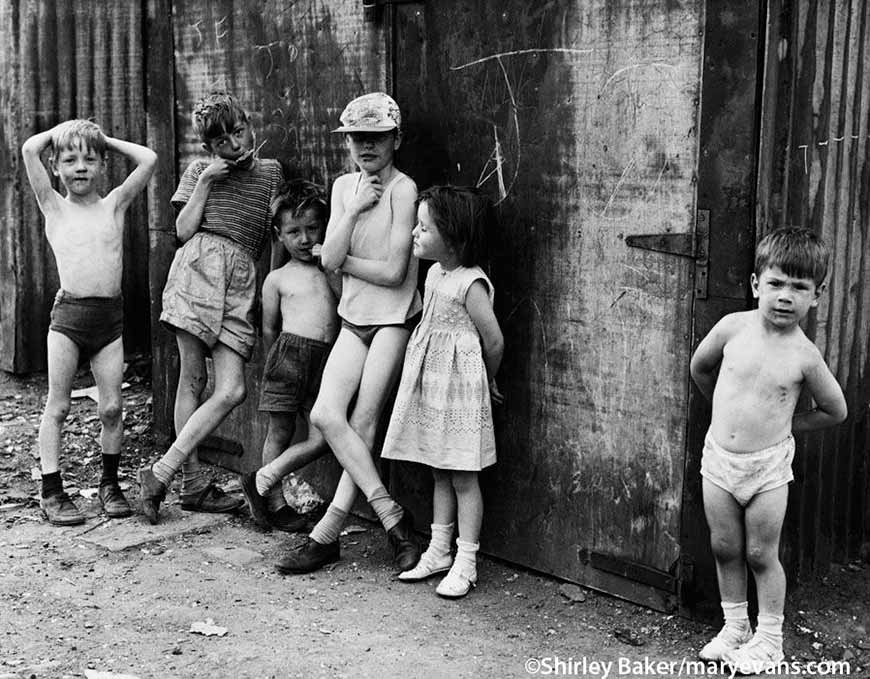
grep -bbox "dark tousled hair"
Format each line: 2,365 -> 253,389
50,119 -> 107,161
755,226 -> 829,287
417,185 -> 494,267
192,91 -> 248,144
271,179 -> 328,231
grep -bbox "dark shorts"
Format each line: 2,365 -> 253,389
49,290 -> 123,360
259,333 -> 333,414
340,310 -> 422,347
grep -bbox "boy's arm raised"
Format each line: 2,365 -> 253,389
689,314 -> 737,401
792,348 -> 848,431
21,129 -> 61,214
319,174 -> 361,271
175,159 -> 231,242
341,179 -> 415,286
105,137 -> 157,211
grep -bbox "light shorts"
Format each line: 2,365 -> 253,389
700,430 -> 795,506
258,332 -> 332,414
160,231 -> 257,360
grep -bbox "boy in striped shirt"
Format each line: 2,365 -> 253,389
139,91 -> 284,523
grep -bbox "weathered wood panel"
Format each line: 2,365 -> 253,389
0,0 -> 152,373
152,0 -> 388,479
392,0 -> 704,607
758,0 -> 870,574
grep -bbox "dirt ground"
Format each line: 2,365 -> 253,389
1,365 -> 868,679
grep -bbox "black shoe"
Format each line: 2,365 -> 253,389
275,537 -> 340,574
40,491 -> 85,526
387,508 -> 421,572
240,471 -> 271,530
98,482 -> 132,518
138,467 -> 167,525
180,482 -> 244,513
268,505 -> 309,533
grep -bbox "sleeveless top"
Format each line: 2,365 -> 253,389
337,171 -> 422,325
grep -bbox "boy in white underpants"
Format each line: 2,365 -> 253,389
690,227 -> 847,674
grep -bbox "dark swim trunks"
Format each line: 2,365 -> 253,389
259,332 -> 333,414
49,290 -> 124,359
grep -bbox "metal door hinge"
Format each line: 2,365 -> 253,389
625,209 -> 710,299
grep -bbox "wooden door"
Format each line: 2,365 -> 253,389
391,0 -> 706,610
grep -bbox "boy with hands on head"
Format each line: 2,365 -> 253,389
21,119 -> 157,525
690,227 -> 847,674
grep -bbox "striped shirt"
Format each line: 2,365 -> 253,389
171,158 -> 284,260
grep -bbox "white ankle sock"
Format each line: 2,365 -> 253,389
427,523 -> 454,559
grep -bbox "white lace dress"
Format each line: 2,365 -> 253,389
382,263 -> 496,471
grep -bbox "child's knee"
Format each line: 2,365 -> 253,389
310,403 -> 342,434
745,542 -> 779,571
450,471 -> 479,495
43,397 -> 71,424
98,398 -> 123,425
709,533 -> 743,561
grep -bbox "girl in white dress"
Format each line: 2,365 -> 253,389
382,185 -> 504,598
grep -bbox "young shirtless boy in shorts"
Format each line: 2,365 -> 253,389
241,180 -> 340,532
690,227 -> 847,673
21,120 -> 157,525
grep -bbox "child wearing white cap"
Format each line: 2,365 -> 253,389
275,92 -> 423,575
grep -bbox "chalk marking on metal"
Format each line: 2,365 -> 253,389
601,157 -> 637,217
450,47 -> 594,71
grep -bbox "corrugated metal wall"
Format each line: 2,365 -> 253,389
758,0 -> 870,573
0,0 -> 151,373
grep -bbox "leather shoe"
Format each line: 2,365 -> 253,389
240,471 -> 271,530
387,508 -> 421,572
275,537 -> 340,574
40,491 -> 85,526
397,549 -> 452,581
138,466 -> 166,525
181,482 -> 244,513
98,482 -> 132,518
268,505 -> 309,533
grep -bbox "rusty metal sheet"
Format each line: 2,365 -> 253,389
156,0 -> 390,473
757,0 -> 870,573
0,0 -> 152,372
392,0 -> 704,605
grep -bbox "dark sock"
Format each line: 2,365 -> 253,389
100,454 -> 121,486
41,471 -> 63,498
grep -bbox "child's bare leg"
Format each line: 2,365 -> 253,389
143,338 -> 245,522
733,485 -> 788,662
311,327 -> 408,514
699,478 -> 752,659
90,337 -> 131,517
399,469 -> 455,582
167,331 -> 208,495
37,331 -> 85,525
436,471 -> 481,598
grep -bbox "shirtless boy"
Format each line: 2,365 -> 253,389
241,180 -> 340,532
690,227 -> 847,673
21,119 -> 157,525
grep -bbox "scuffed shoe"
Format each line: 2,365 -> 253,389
397,549 -> 453,582
435,561 -> 477,599
275,537 -> 339,574
98,482 -> 132,518
180,482 -> 244,514
240,471 -> 271,530
699,623 -> 752,661
40,491 -> 85,526
267,505 -> 308,533
386,508 -> 421,572
138,466 -> 167,525
723,634 -> 784,675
